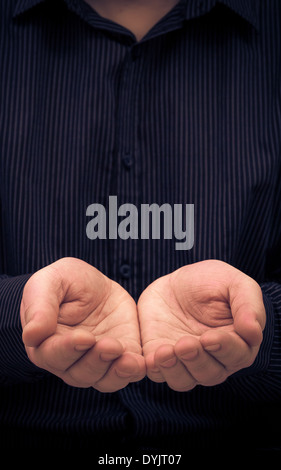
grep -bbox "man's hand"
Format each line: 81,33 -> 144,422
138,260 -> 266,392
20,257 -> 145,392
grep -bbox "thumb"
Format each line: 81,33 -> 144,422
229,274 -> 266,347
20,267 -> 64,347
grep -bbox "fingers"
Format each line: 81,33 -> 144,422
150,344 -> 197,391
62,337 -> 124,389
28,332 -> 146,391
200,329 -> 258,372
26,328 -> 97,372
21,269 -> 64,347
174,336 -> 227,386
229,276 -> 266,347
233,309 -> 264,347
94,351 -> 146,392
147,328 -> 260,392
146,337 -> 228,392
26,332 -> 145,392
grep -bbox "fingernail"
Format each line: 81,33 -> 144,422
115,366 -> 139,378
180,350 -> 199,361
100,352 -> 120,362
115,371 -> 134,378
204,344 -> 221,352
160,357 -> 177,368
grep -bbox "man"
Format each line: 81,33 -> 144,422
0,0 -> 281,454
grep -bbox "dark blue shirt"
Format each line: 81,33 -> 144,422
0,0 -> 281,453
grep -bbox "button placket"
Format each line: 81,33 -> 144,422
113,48 -> 142,288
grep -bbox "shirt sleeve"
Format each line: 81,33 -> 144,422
230,281 -> 281,382
0,274 -> 47,384
254,282 -> 281,371
237,169 -> 281,379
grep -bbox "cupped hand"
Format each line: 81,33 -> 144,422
20,257 -> 145,392
138,260 -> 266,391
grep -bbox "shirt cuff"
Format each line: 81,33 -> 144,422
0,273 -> 47,384
232,282 -> 280,378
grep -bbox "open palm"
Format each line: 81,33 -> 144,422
21,257 -> 145,392
138,260 -> 265,391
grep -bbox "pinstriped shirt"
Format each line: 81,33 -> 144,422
0,0 -> 281,452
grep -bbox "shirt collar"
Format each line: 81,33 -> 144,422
217,0 -> 259,29
13,0 -> 45,17
13,0 -> 260,30
183,0 -> 259,30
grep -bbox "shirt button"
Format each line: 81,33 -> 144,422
119,263 -> 131,279
122,153 -> 134,169
131,47 -> 141,60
